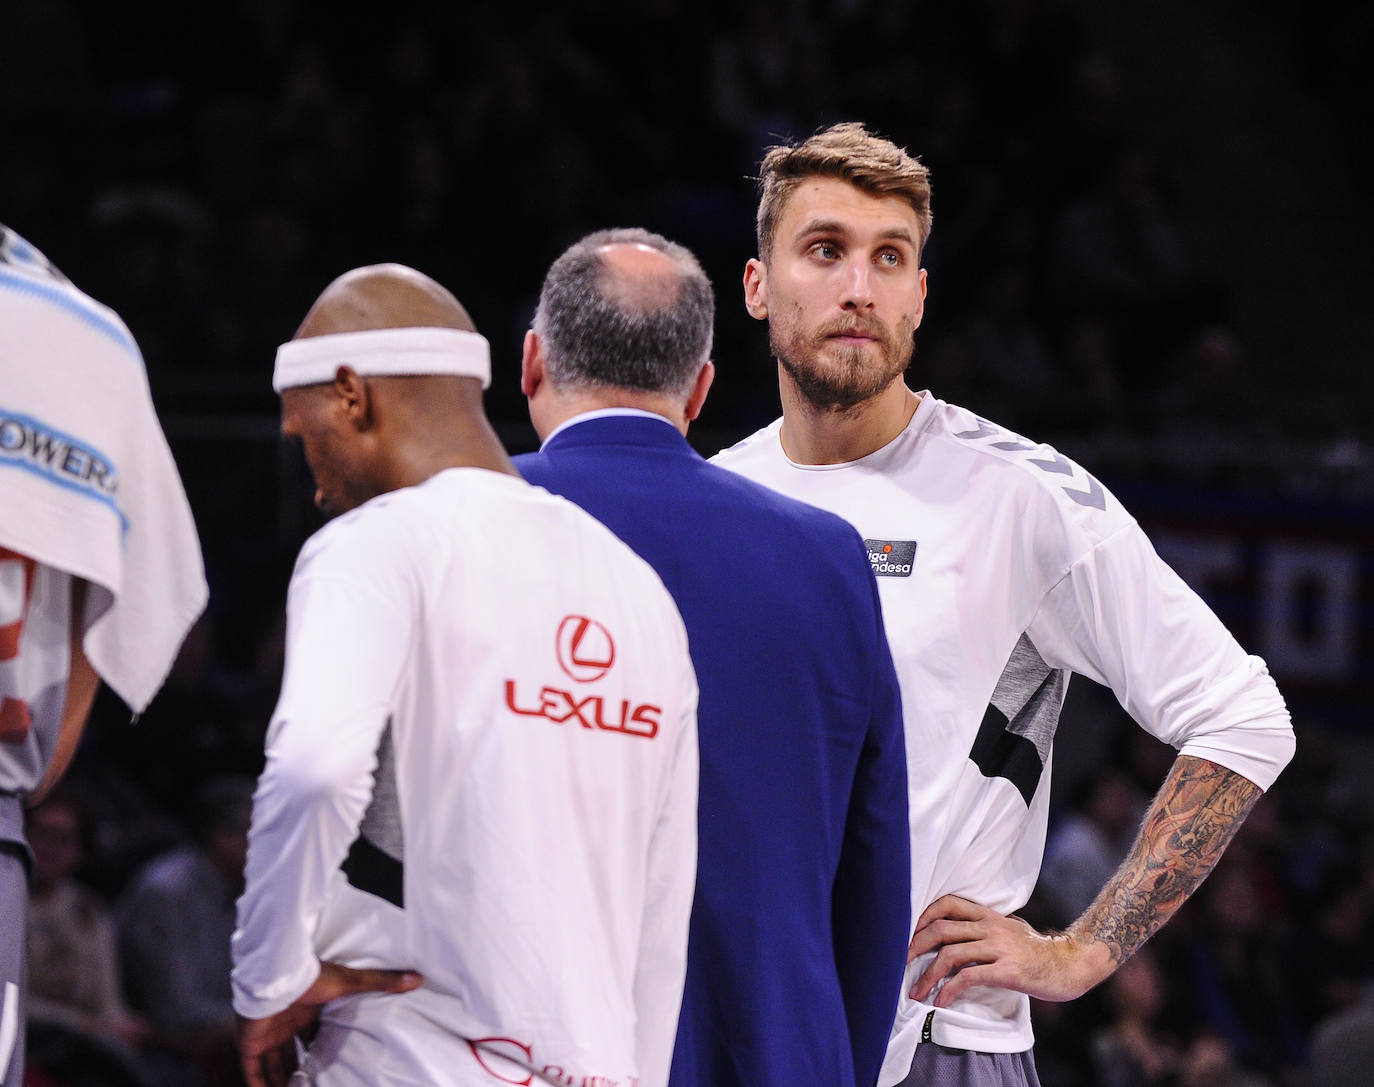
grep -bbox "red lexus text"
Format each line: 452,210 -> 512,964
503,681 -> 661,739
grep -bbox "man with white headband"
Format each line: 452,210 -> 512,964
231,263 -> 700,1087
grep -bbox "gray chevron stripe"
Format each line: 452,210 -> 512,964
1065,477 -> 1106,510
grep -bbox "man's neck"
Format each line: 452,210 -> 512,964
778,373 -> 922,465
387,415 -> 519,487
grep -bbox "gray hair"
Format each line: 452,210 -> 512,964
532,227 -> 714,399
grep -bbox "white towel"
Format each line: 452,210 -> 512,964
0,226 -> 207,713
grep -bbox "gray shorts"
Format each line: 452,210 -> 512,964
897,1042 -> 1042,1087
0,838 -> 28,1087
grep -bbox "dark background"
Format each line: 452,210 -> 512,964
7,2 -> 1374,1085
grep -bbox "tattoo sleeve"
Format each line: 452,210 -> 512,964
1068,754 -> 1261,966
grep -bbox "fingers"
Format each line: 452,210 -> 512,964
905,902 -> 1040,1001
238,962 -> 424,1087
359,967 -> 423,994
238,1010 -> 305,1087
315,962 -> 423,1001
906,920 -> 1100,1005
907,896 -> 994,964
262,1040 -> 296,1087
242,1040 -> 296,1087
927,962 -> 1006,1007
910,936 -> 992,1001
914,894 -> 989,931
907,914 -> 986,963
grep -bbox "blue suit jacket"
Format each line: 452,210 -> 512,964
516,414 -> 909,1087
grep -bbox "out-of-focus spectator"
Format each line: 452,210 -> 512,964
1175,1031 -> 1273,1087
1091,947 -> 1183,1086
1024,995 -> 1101,1087
1057,314 -> 1128,433
707,0 -> 812,157
1092,949 -> 1277,1087
1150,324 -> 1276,450
24,791 -> 157,1087
91,614 -> 266,821
958,257 -> 1066,421
1288,865 -> 1374,1033
1046,141 -> 1199,387
1175,853 -> 1305,1078
25,791 -> 151,1082
1040,765 -> 1147,926
1308,983 -> 1374,1087
115,776 -> 253,1087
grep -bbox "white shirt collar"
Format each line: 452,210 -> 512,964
540,407 -> 675,449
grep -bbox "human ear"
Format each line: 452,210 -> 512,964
520,330 -> 544,399
684,361 -> 715,424
743,259 -> 769,321
333,366 -> 372,430
911,268 -> 929,329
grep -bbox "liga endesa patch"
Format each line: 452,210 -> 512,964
864,539 -> 917,578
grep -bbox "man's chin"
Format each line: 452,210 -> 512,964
791,378 -> 883,413
779,356 -> 901,413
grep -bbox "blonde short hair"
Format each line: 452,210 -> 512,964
756,122 -> 933,259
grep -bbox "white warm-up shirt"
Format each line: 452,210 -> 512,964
713,394 -> 1294,1079
231,468 -> 699,1087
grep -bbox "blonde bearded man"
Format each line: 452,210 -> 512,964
712,124 -> 1294,1087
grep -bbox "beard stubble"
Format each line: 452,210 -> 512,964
771,310 -> 915,412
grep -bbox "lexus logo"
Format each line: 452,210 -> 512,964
555,615 -> 615,683
467,1037 -> 533,1084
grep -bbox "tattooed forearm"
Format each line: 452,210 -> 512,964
1068,755 -> 1261,966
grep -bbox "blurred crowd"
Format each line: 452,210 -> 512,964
1028,698 -> 1374,1087
5,0 -> 1281,439
6,1 -> 1373,1085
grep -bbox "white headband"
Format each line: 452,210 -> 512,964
272,327 -> 491,393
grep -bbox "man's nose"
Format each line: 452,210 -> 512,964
841,261 -> 876,310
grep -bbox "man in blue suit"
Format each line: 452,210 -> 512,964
515,228 -> 910,1087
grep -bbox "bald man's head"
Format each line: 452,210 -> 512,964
295,263 -> 476,340
273,262 -> 490,395
277,263 -> 514,518
596,242 -> 690,313
532,229 -> 714,399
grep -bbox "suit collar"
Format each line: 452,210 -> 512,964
540,412 -> 692,453
541,407 -> 670,446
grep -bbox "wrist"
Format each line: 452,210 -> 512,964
1055,929 -> 1119,994
1087,938 -> 1119,988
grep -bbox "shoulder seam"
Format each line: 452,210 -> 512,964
1029,520 -> 1143,629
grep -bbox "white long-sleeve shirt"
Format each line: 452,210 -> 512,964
713,394 -> 1294,1079
232,468 -> 698,1087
